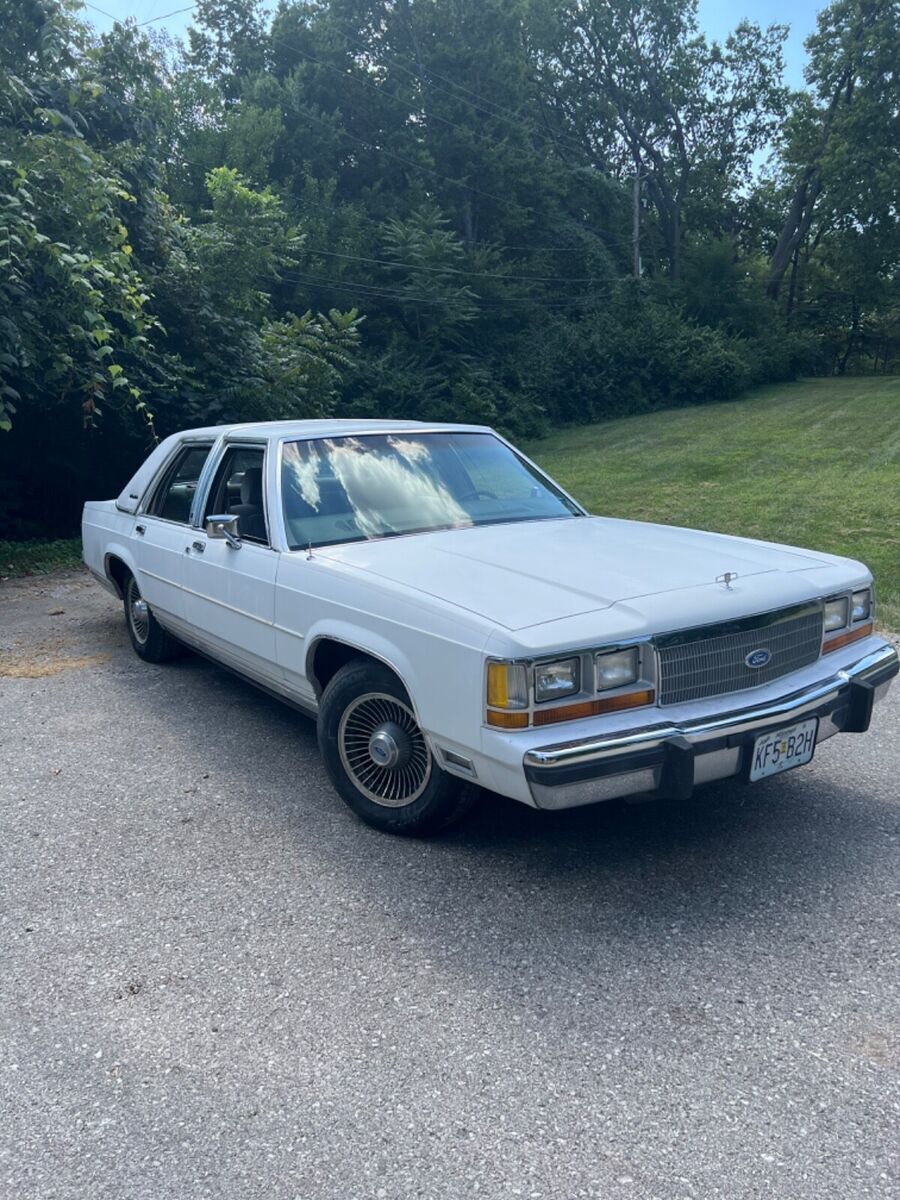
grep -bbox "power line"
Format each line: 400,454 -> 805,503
82,0 -> 194,26
168,149 -> 635,264
276,267 -> 602,310
138,4 -> 195,25
330,24 -> 594,164
82,1 -> 614,245
301,246 -> 599,283
81,4 -> 637,259
86,0 -> 609,178
82,1 -> 120,21
261,17 -> 599,192
294,104 -> 521,214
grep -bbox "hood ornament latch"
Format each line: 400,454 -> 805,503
716,571 -> 739,590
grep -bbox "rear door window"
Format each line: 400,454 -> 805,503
146,444 -> 212,524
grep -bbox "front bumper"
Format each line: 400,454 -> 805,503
523,643 -> 898,810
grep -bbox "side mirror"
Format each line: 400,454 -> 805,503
205,513 -> 242,550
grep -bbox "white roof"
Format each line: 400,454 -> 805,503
177,418 -> 492,439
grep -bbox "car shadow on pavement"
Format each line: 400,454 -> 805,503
159,649 -> 887,949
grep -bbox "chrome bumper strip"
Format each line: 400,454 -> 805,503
524,643 -> 898,772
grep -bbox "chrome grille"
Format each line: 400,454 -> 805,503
656,605 -> 824,706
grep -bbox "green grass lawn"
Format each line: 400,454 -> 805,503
528,376 -> 900,631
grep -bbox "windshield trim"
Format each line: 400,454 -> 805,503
277,430 -> 587,553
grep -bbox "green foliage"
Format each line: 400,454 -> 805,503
0,148 -> 158,433
0,537 -> 83,577
1,0 -> 898,540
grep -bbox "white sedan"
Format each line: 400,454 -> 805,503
82,420 -> 898,835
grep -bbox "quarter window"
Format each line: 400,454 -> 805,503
147,444 -> 212,524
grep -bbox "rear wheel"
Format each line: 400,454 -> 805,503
123,573 -> 183,663
317,660 -> 477,835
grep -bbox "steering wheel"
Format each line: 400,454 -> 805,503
458,488 -> 498,503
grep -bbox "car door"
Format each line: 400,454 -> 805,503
135,440 -> 214,622
181,441 -> 280,687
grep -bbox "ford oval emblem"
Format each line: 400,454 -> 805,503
745,648 -> 771,669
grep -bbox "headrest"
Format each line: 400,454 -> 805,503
240,466 -> 263,505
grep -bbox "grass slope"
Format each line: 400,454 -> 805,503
529,376 -> 900,631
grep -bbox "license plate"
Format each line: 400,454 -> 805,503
749,717 -> 818,782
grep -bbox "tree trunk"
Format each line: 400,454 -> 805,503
461,197 -> 475,252
838,299 -> 860,375
641,172 -> 680,280
786,242 -> 801,316
767,68 -> 852,301
669,202 -> 680,282
767,168 -> 821,300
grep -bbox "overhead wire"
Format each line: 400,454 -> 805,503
170,148 -> 631,277
137,5 -> 195,25
81,0 -> 628,256
79,2 -> 632,306
256,14 -> 607,218
288,247 -> 601,283
330,23 -> 595,164
275,268 -> 601,311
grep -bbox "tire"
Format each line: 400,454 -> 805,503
123,572 -> 183,663
317,660 -> 478,836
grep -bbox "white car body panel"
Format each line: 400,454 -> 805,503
82,418 -> 898,814
318,516 -> 833,631
183,538 -> 280,688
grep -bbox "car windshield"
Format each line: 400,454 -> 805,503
281,432 -> 583,551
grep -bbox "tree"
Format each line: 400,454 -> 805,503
767,0 -> 900,301
538,0 -> 787,279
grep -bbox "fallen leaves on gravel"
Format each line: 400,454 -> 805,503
0,650 -> 109,678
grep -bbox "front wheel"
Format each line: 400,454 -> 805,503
317,660 -> 477,835
123,573 -> 183,663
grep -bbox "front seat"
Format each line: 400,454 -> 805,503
229,466 -> 266,542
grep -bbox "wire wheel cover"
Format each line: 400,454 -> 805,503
338,692 -> 432,807
127,578 -> 150,644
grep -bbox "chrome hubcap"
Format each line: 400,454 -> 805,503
338,693 -> 432,807
127,580 -> 150,644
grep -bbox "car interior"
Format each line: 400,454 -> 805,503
205,449 -> 268,544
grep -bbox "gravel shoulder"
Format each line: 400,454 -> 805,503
2,570 -> 899,1200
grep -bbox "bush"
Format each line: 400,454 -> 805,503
519,285 -> 751,425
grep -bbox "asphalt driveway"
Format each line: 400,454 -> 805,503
2,571 -> 899,1199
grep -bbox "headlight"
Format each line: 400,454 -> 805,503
824,597 -> 849,632
534,658 -> 580,702
851,589 -> 871,622
596,647 -> 639,690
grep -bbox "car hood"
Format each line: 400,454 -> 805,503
318,516 -> 833,631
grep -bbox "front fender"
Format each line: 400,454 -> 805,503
304,619 -> 424,721
299,616 -> 490,752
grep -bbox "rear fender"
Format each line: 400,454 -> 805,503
102,541 -> 139,598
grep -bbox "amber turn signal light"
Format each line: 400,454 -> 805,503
485,709 -> 530,729
822,621 -> 874,653
532,689 -> 655,727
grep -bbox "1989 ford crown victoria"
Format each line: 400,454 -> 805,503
82,420 -> 898,835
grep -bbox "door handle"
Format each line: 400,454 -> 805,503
135,524 -> 146,536
190,541 -> 205,554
